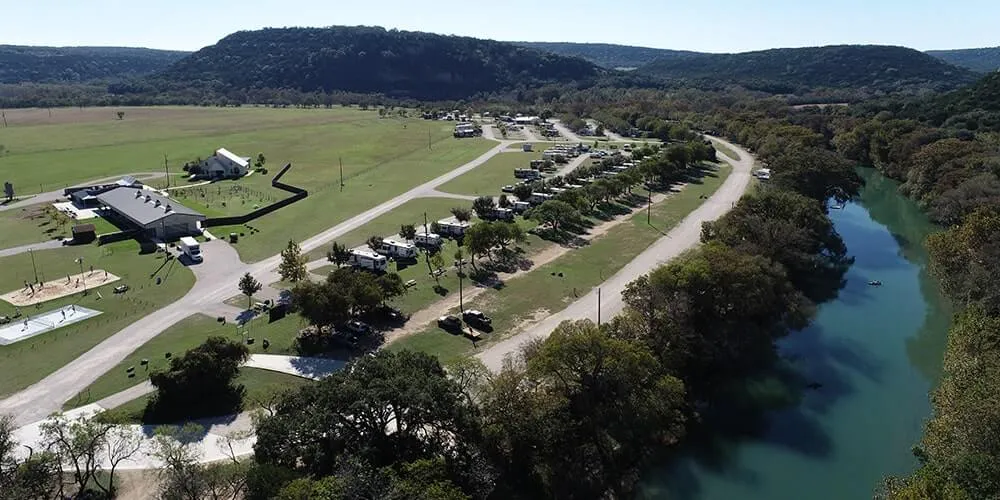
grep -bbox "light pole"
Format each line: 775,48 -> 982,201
454,251 -> 467,313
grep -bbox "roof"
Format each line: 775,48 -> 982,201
72,224 -> 96,233
215,148 -> 250,168
96,187 -> 204,226
350,247 -> 386,260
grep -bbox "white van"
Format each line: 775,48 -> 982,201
349,249 -> 388,272
179,236 -> 202,262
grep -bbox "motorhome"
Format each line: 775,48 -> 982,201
379,239 -> 417,259
514,168 -> 541,180
437,218 -> 471,237
179,236 -> 202,262
529,192 -> 553,205
415,230 -> 442,247
487,207 -> 515,221
349,248 -> 388,272
512,201 -> 531,214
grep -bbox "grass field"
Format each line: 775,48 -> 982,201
64,313 -> 314,409
0,106 -> 494,262
436,148 -> 545,196
713,142 -> 739,161
0,205 -> 122,249
92,367 -> 312,424
389,163 -> 731,362
0,240 -> 195,398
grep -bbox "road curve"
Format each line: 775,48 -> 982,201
0,140 -> 513,426
476,136 -> 754,370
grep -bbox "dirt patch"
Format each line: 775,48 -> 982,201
0,270 -> 120,306
113,469 -> 162,500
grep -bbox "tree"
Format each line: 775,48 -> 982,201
278,240 -> 308,283
429,252 -> 446,279
472,196 -> 496,219
252,351 -> 491,496
145,337 -> 250,422
152,424 -> 250,500
450,206 -> 472,223
116,111 -> 125,120
367,235 -> 384,252
927,208 -> 1000,313
40,412 -> 142,499
768,146 -> 864,204
254,153 -> 267,170
1,415 -> 60,500
375,273 -> 406,304
239,272 -> 263,308
498,194 -> 511,209
513,183 -> 533,202
290,280 -> 352,330
327,241 -> 351,268
530,200 -> 578,232
463,223 -> 497,266
399,224 -> 417,241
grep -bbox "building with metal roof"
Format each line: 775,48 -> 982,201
95,187 -> 205,241
198,148 -> 251,178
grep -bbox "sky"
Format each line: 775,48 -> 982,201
4,0 -> 998,53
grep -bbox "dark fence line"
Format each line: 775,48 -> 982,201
98,229 -> 140,245
203,163 -> 308,228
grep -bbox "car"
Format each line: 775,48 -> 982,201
462,309 -> 492,326
438,315 -> 462,332
342,320 -> 370,335
113,284 -> 129,294
501,185 -> 515,193
0,316 -> 10,325
377,305 -> 406,322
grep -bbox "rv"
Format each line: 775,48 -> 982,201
437,218 -> 471,237
512,201 -> 531,214
487,207 -> 515,221
754,168 -> 772,181
415,231 -> 442,247
528,192 -> 553,205
179,237 -> 202,262
514,168 -> 541,180
379,239 -> 417,259
349,249 -> 388,272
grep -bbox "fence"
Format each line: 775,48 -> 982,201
202,163 -> 308,228
97,229 -> 140,245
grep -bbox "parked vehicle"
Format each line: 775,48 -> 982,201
179,236 -> 202,263
511,201 -> 531,214
113,284 -> 130,294
342,320 -> 371,335
0,316 -> 10,325
463,309 -> 492,326
501,185 -> 515,193
349,249 -> 388,272
438,315 -> 462,332
378,239 -> 417,259
414,231 -> 442,247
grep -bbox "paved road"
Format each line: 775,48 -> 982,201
0,239 -> 63,258
521,126 -> 541,143
477,137 -> 754,370
0,172 -> 166,213
555,153 -> 592,177
548,119 -> 584,143
0,140 -> 514,426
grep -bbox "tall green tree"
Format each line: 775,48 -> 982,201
239,272 -> 263,308
327,241 -> 351,268
278,239 -> 308,283
767,146 -> 863,204
145,337 -> 250,422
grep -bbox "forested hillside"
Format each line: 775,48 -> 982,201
158,27 -> 604,100
927,46 -> 1000,73
637,45 -> 977,94
0,45 -> 188,84
515,41 -> 701,69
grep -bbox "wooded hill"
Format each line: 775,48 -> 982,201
636,45 -> 978,94
157,26 -> 604,100
514,41 -> 702,69
0,45 -> 188,84
927,47 -> 1000,73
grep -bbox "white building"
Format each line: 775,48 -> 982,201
95,187 -> 205,241
199,148 -> 251,178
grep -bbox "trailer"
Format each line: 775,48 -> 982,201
349,248 -> 388,272
415,231 -> 442,247
437,218 -> 471,237
379,239 -> 417,259
528,192 -> 553,205
514,168 -> 541,180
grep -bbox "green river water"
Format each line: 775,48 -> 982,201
642,169 -> 952,499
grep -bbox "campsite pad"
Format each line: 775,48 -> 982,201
1,270 -> 120,306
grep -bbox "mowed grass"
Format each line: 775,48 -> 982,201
0,106 -> 494,262
0,240 -> 195,398
0,205 -> 122,249
65,313 -> 312,409
436,146 -> 546,196
389,164 -> 731,362
94,368 -> 313,424
713,142 -> 739,161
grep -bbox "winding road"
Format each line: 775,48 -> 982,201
477,137 -> 754,370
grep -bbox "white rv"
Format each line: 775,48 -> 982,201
487,207 -> 515,220
349,248 -> 388,272
528,192 -> 553,205
415,230 -> 442,247
437,218 -> 471,237
379,239 -> 418,259
178,236 -> 202,262
512,201 -> 531,214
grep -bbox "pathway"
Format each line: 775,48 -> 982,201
0,139 -> 516,426
476,136 -> 755,370
555,153 -> 592,177
521,126 -> 541,143
0,239 -> 63,258
549,119 -> 584,143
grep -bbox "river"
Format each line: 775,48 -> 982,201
641,169 -> 951,499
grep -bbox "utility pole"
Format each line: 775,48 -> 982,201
428,131 -> 432,150
647,189 -> 652,225
1,109 -> 7,128
29,248 -> 38,283
163,154 -> 170,189
455,254 -> 467,313
339,157 -> 344,192
423,212 -> 429,235
597,287 -> 602,326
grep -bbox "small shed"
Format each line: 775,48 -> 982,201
522,143 -> 533,152
72,224 -> 97,243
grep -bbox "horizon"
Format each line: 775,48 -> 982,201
5,0 -> 999,53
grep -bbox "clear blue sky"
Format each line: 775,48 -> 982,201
5,0 -> 998,52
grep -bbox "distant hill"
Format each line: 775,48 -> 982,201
159,27 -> 604,100
637,45 -> 978,94
0,45 -> 189,84
514,41 -> 702,69
927,47 -> 1000,73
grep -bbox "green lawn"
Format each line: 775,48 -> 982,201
64,313 -> 313,409
0,240 -> 196,398
0,204 -> 68,248
713,142 -> 739,161
436,147 -> 546,196
0,106 -> 494,262
93,367 -> 313,424
389,163 -> 731,362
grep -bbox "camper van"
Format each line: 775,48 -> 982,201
179,236 -> 202,263
349,249 -> 388,272
512,201 -> 531,214
415,231 -> 442,247
487,207 -> 515,221
529,192 -> 553,205
437,218 -> 471,237
379,239 -> 418,259
514,168 -> 541,180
